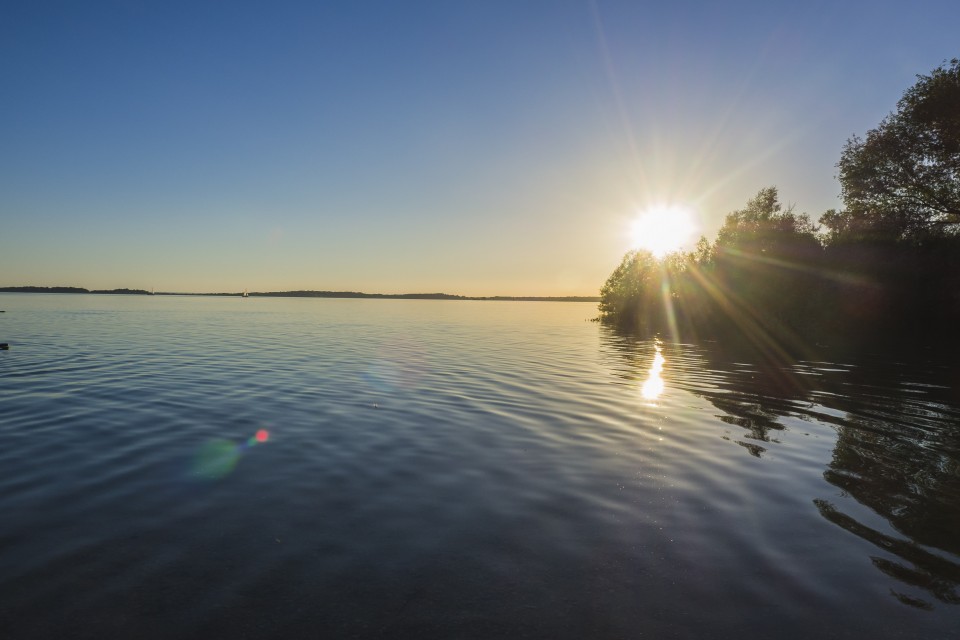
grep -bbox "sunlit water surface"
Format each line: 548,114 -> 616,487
1,294 -> 958,639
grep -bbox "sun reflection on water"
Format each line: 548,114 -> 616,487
641,346 -> 666,401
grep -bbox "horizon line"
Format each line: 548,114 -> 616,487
0,286 -> 600,302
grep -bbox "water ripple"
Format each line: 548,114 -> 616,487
1,294 -> 958,638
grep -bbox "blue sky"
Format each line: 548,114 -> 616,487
1,1 -> 957,294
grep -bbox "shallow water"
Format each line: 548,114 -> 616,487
1,293 -> 958,639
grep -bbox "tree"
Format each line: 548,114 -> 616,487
712,187 -> 822,338
833,59 -> 960,240
598,249 -> 660,328
714,187 -> 819,256
713,186 -> 821,277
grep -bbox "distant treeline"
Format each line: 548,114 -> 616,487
253,290 -> 465,299
598,59 -> 960,355
250,291 -> 598,302
0,286 -> 152,295
0,286 -> 598,303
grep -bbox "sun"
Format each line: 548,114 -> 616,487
630,205 -> 698,257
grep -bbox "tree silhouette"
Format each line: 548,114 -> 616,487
598,249 -> 662,331
831,58 -> 960,241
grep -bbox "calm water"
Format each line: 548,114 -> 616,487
1,293 -> 958,639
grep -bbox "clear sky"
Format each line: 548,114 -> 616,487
1,1 -> 957,295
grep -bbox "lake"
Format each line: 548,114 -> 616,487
1,293 -> 958,639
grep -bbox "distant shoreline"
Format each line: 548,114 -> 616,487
0,286 -> 599,303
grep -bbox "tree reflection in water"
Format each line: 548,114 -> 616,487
599,326 -> 960,610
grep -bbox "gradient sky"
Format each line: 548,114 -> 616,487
2,1 -> 957,295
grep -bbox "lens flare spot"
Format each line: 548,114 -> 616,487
191,430 -> 271,480
362,341 -> 427,394
191,440 -> 241,480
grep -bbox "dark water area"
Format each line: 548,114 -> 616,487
1,294 -> 958,639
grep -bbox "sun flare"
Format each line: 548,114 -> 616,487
630,205 -> 698,257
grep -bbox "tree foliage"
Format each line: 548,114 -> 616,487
832,59 -> 960,241
713,188 -> 822,336
598,249 -> 661,330
714,187 -> 819,255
